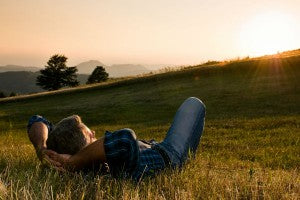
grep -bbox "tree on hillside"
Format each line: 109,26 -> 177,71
86,66 -> 109,84
36,54 -> 79,90
0,91 -> 5,98
9,92 -> 16,97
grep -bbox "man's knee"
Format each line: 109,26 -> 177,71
184,97 -> 206,113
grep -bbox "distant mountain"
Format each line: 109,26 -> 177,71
108,64 -> 150,77
0,65 -> 40,72
0,71 -> 89,95
76,60 -> 106,74
76,60 -> 150,77
1,61 -> 151,78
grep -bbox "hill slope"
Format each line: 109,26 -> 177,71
2,50 -> 299,119
0,50 -> 299,199
0,71 -> 43,94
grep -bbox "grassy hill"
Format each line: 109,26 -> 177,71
0,50 -> 299,199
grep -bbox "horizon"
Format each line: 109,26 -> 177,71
1,0 -> 300,68
0,60 -> 174,71
1,48 -> 300,70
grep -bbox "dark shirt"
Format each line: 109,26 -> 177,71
103,130 -> 166,181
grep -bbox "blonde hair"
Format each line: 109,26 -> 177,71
46,115 -> 88,154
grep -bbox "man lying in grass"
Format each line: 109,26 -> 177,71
27,97 -> 206,181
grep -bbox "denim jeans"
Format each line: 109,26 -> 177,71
157,97 -> 206,168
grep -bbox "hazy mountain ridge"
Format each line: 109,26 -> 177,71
76,60 -> 150,77
75,60 -> 106,74
0,65 -> 41,72
0,61 -> 151,77
108,64 -> 150,77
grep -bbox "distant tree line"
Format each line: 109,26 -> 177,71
36,54 -> 109,91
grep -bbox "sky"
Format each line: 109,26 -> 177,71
0,0 -> 299,68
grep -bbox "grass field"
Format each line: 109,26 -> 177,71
0,51 -> 299,199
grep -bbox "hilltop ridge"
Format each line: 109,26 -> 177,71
1,48 -> 299,103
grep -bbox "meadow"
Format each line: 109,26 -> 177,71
0,51 -> 299,199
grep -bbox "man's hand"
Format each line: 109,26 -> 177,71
44,137 -> 107,172
43,150 -> 71,171
45,150 -> 71,165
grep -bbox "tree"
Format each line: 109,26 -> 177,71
86,66 -> 109,84
36,54 -> 79,91
9,92 -> 16,97
0,91 -> 6,98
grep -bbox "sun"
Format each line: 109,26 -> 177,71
239,12 -> 296,56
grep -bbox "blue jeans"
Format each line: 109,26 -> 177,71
157,97 -> 206,168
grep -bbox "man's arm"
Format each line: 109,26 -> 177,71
27,122 -> 48,161
45,137 -> 107,171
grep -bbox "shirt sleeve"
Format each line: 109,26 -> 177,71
27,115 -> 53,133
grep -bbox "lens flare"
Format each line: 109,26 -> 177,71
239,12 -> 296,56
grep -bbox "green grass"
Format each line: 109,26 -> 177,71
0,51 -> 299,199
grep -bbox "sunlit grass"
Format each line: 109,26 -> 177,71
0,117 -> 299,199
0,51 -> 299,199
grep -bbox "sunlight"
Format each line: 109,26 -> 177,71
239,12 -> 296,57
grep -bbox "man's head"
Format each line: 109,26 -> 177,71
46,115 -> 96,155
